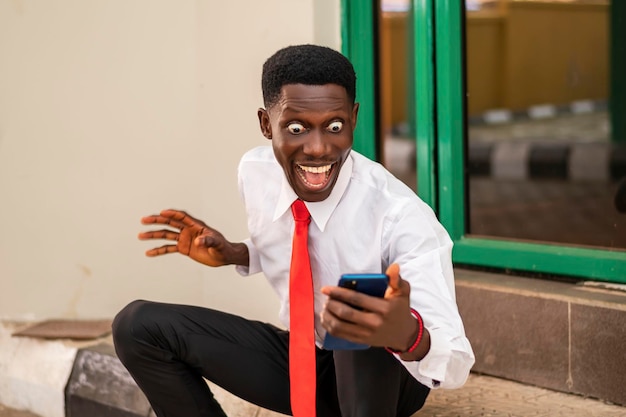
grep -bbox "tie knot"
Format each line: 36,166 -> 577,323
291,199 -> 310,222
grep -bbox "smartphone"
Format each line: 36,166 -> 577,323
322,273 -> 389,350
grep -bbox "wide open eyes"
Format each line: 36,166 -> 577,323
327,121 -> 343,133
286,121 -> 343,135
287,123 -> 305,135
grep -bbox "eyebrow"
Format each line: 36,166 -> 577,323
279,102 -> 349,116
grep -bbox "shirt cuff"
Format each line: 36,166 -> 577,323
416,327 -> 450,386
418,329 -> 474,389
235,238 -> 261,276
394,326 -> 473,389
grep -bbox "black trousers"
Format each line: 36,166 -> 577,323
112,300 -> 429,417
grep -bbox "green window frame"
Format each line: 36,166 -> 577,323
341,0 -> 626,283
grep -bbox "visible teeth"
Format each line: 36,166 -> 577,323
298,164 -> 332,173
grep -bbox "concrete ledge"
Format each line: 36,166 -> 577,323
64,343 -> 287,417
455,268 -> 626,406
0,323 -> 77,417
0,326 -> 286,417
65,344 -> 152,417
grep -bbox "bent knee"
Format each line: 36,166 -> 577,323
112,300 -> 162,355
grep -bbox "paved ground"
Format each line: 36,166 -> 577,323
4,373 -> 624,417
421,373 -> 626,417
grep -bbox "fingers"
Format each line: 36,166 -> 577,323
322,310 -> 372,343
138,213 -> 185,257
322,286 -> 387,316
141,209 -> 205,228
138,229 -> 179,241
141,214 -> 185,230
321,286 -> 363,308
159,209 -> 206,228
386,263 -> 401,290
138,230 -> 180,256
384,263 -> 411,298
322,299 -> 382,340
144,244 -> 179,257
322,265 -> 414,348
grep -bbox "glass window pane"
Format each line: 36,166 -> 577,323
379,0 -> 417,192
465,0 -> 625,250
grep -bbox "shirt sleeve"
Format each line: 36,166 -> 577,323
415,326 -> 475,388
236,155 -> 262,276
383,199 -> 475,389
235,238 -> 262,276
387,325 -> 474,389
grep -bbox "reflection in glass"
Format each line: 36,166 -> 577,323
465,0 -> 625,250
378,0 -> 417,191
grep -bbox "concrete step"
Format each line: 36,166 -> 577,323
456,268 -> 626,407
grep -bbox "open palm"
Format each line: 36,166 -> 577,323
138,209 -> 232,267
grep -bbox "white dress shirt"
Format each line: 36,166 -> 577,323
236,146 -> 475,389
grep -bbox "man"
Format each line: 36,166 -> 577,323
112,44 -> 474,417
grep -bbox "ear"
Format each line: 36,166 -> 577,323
258,108 -> 272,140
350,102 -> 360,130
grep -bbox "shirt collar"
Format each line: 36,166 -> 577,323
273,152 -> 353,232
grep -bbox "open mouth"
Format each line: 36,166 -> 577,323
296,163 -> 335,189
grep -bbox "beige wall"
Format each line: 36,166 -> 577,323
0,0 -> 340,324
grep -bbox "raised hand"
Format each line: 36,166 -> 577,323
138,209 -> 248,267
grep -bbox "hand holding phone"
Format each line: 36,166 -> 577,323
322,273 -> 389,350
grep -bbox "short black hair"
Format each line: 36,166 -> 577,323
261,44 -> 357,108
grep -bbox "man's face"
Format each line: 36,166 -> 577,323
258,84 -> 359,202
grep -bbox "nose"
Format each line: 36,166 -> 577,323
302,129 -> 329,158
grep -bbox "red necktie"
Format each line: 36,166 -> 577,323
289,199 -> 316,417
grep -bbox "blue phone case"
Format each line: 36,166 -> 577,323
322,273 -> 389,350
